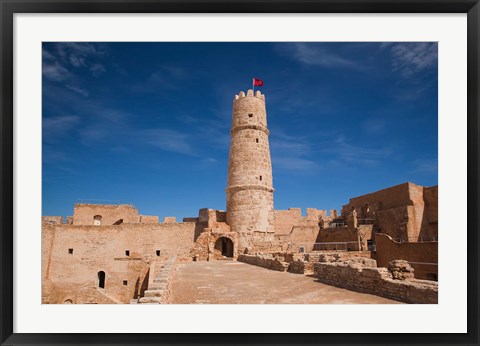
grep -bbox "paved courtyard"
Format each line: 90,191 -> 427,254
169,261 -> 402,304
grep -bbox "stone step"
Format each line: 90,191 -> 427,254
153,278 -> 168,284
144,290 -> 167,298
149,284 -> 167,290
138,297 -> 162,304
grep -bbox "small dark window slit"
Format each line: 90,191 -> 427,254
98,271 -> 105,288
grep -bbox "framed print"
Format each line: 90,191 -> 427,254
1,0 -> 479,345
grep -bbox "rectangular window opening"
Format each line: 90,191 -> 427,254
68,248 -> 73,255
156,250 -> 161,256
248,113 -> 253,118
123,280 -> 128,286
256,138 -> 259,143
259,176 -> 262,181
125,250 -> 130,256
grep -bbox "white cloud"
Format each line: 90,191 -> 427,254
79,127 -> 108,144
412,158 -> 438,174
203,158 -> 218,164
66,84 -> 89,97
42,49 -> 55,61
322,134 -> 392,166
43,43 -> 106,79
272,157 -> 319,172
277,43 -> 359,69
69,54 -> 85,67
269,127 -> 319,174
90,63 -> 106,76
389,42 -> 437,78
141,129 -> 195,156
43,115 -> 80,138
55,42 -> 98,61
42,62 -> 71,82
137,65 -> 187,92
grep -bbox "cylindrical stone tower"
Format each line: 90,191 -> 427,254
226,89 -> 274,250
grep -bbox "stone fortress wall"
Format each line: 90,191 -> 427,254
340,182 -> 438,242
72,203 -> 158,226
42,89 -> 438,304
42,219 -> 197,304
273,208 -> 337,235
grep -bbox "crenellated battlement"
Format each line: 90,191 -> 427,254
234,89 -> 265,101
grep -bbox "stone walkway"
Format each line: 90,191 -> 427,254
169,261 -> 402,304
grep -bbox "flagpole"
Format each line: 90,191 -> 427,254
252,78 -> 254,93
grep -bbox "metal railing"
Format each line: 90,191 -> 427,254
408,261 -> 438,266
357,218 -> 374,225
298,241 -> 361,252
328,221 -> 346,228
390,235 -> 438,243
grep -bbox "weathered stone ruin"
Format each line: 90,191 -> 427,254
388,260 -> 415,281
42,89 -> 438,304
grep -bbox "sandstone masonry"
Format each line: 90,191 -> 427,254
226,90 -> 275,250
42,89 -> 438,304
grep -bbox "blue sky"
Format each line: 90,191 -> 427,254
42,42 -> 438,219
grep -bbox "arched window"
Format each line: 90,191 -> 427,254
93,215 -> 102,226
98,271 -> 105,288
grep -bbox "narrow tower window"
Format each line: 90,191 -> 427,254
93,215 -> 102,226
123,280 -> 128,286
125,250 -> 130,256
156,250 -> 161,256
256,138 -> 259,143
68,248 -> 73,255
98,271 -> 105,288
248,113 -> 253,118
259,176 -> 262,181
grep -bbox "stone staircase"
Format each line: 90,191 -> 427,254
137,257 -> 175,304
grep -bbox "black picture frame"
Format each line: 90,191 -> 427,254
1,1 -> 479,345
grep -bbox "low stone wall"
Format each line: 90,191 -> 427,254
313,262 -> 438,304
287,260 -> 314,274
237,254 -> 289,272
305,251 -> 373,263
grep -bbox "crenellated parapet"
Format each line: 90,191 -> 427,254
234,89 -> 265,101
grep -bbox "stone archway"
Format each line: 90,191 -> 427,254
214,237 -> 234,259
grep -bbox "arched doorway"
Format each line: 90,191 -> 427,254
214,237 -> 234,258
98,271 -> 105,288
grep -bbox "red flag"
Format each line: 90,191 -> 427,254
253,78 -> 264,86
